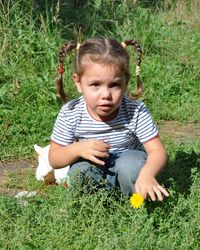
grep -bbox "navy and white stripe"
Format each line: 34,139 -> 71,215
51,95 -> 158,153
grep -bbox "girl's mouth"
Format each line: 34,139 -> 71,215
99,104 -> 112,111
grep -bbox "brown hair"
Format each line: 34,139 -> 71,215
56,37 -> 142,102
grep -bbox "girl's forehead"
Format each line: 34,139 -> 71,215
80,54 -> 121,71
81,62 -> 126,84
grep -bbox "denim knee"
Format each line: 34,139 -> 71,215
116,150 -> 147,196
68,160 -> 104,183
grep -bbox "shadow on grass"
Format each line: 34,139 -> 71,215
161,150 -> 200,196
146,149 -> 200,215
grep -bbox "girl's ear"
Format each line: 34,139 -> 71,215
73,73 -> 82,93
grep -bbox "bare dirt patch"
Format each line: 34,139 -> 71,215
158,121 -> 200,143
0,121 -> 199,196
0,159 -> 36,180
0,159 -> 37,196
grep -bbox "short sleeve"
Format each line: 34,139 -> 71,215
134,102 -> 159,143
51,107 -> 75,145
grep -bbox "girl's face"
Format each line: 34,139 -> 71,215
73,59 -> 128,122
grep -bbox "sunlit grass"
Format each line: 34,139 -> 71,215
0,141 -> 199,249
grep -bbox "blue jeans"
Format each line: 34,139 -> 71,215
68,150 -> 147,196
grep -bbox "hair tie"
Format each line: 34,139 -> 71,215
136,65 -> 141,76
58,64 -> 64,75
76,43 -> 81,50
121,42 -> 127,48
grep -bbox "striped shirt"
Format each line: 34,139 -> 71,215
51,95 -> 158,153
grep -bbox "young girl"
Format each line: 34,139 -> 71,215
49,37 -> 169,201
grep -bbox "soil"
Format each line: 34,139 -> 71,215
0,121 -> 199,196
0,159 -> 37,196
158,121 -> 200,142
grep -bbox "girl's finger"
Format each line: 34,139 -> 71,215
90,156 -> 105,166
136,186 -> 147,199
152,186 -> 163,201
93,150 -> 109,159
148,190 -> 156,201
157,185 -> 170,197
134,184 -> 142,196
97,144 -> 110,152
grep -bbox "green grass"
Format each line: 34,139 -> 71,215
0,0 -> 200,248
0,140 -> 200,249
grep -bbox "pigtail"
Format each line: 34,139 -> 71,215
122,39 -> 143,99
56,41 -> 77,102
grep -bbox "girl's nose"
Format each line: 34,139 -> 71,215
101,88 -> 111,99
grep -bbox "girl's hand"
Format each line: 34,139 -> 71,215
78,139 -> 110,165
136,136 -> 169,201
135,173 -> 169,201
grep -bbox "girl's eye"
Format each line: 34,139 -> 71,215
111,82 -> 122,88
90,82 -> 100,87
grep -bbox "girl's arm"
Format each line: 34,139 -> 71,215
135,136 -> 169,201
49,140 -> 110,169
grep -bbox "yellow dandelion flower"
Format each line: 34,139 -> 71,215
130,193 -> 144,209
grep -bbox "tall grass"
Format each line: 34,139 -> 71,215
0,0 -> 199,160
